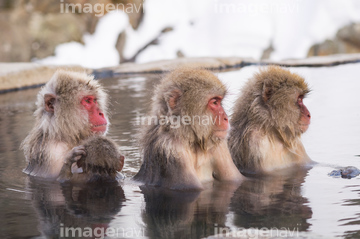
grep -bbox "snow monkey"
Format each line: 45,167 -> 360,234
228,66 -> 312,174
134,68 -> 244,190
21,70 -> 124,179
57,136 -> 125,184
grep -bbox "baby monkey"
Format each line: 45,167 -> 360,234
58,136 -> 125,184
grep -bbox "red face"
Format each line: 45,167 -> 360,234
208,96 -> 229,139
298,95 -> 311,133
81,95 -> 107,134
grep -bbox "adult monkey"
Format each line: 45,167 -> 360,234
228,66 -> 312,174
134,68 -> 244,190
21,70 -> 115,179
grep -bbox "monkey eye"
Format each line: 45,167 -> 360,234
210,97 -> 222,106
297,96 -> 304,104
81,96 -> 96,106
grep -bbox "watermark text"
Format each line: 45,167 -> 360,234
60,0 -> 144,17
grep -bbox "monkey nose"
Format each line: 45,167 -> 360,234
99,112 -> 105,118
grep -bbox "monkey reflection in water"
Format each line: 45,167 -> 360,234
28,177 -> 125,238
230,167 -> 313,234
140,182 -> 239,239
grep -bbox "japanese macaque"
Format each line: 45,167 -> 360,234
133,68 -> 244,190
57,136 -> 125,184
228,66 -> 312,174
21,70 -> 110,179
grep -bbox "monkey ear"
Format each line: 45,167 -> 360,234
262,84 -> 273,103
117,155 -> 125,171
167,89 -> 181,110
44,94 -> 56,113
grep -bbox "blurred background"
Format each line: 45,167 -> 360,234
1,0 -> 360,68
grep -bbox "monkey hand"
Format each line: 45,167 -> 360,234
65,145 -> 86,165
58,146 -> 86,183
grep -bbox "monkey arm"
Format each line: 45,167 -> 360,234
211,142 -> 244,182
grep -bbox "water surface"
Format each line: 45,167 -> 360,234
0,64 -> 359,239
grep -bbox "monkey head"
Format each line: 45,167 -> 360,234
37,70 -> 109,145
244,66 -> 311,142
152,68 -> 229,149
77,136 -> 124,183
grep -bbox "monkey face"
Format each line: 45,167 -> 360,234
297,95 -> 311,133
81,95 -> 108,134
208,96 -> 229,139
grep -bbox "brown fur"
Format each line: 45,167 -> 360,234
228,66 -> 311,174
134,68 -> 243,190
57,136 -> 124,184
21,70 -> 108,178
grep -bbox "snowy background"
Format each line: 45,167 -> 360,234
39,0 -> 360,68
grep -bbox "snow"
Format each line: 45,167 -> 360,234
38,0 -> 360,68
37,11 -> 129,69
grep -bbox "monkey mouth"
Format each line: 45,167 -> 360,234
299,123 -> 310,132
91,124 -> 108,132
93,124 -> 107,127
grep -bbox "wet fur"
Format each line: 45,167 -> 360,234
134,68 -> 243,190
58,136 -> 124,184
21,70 -> 108,178
228,66 -> 311,174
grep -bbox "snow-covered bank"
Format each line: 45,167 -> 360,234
0,63 -> 90,93
4,53 -> 360,93
95,54 -> 360,76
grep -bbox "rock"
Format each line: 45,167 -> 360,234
329,166 -> 360,179
308,23 -> 360,57
29,13 -> 86,59
0,0 -> 143,62
0,11 -> 32,62
0,63 -> 90,93
337,23 -> 360,47
0,0 -> 14,9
